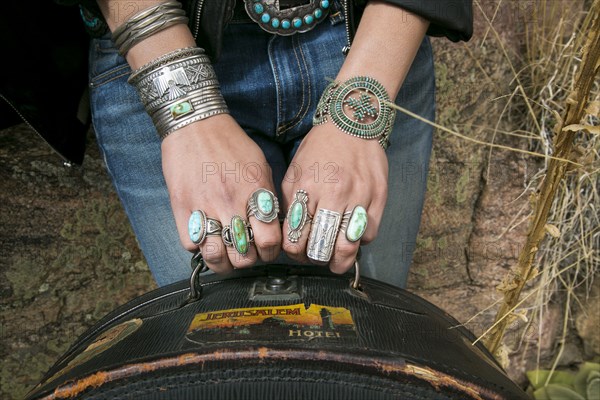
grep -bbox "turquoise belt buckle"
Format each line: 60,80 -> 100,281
244,0 -> 331,35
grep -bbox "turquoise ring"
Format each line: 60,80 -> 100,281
188,210 -> 208,244
286,189 -> 311,243
340,205 -> 368,242
222,215 -> 254,255
189,211 -> 222,244
247,188 -> 279,223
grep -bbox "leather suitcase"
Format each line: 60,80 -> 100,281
26,265 -> 527,399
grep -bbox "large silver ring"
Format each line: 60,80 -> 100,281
307,208 -> 341,262
221,215 -> 254,255
188,210 -> 208,244
205,218 -> 223,236
339,205 -> 368,242
286,189 -> 311,243
247,188 -> 279,223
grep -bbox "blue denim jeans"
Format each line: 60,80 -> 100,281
89,8 -> 434,288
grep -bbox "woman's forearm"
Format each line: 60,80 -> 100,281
336,1 -> 429,97
96,0 -> 196,69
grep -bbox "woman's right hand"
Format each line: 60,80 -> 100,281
161,114 -> 281,273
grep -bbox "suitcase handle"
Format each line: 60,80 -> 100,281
187,250 -> 363,302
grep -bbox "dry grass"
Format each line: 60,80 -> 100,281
393,0 -> 599,378
525,0 -> 600,376
472,0 -> 599,375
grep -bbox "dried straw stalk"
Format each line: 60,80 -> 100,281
484,0 -> 600,355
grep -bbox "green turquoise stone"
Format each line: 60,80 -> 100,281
289,202 -> 304,230
170,101 -> 193,119
314,9 -> 323,18
253,3 -> 264,13
257,191 -> 273,214
293,17 -> 302,28
304,15 -> 314,24
261,13 -> 271,23
271,18 -> 280,28
321,0 -> 329,9
346,206 -> 367,242
188,211 -> 203,243
232,216 -> 248,254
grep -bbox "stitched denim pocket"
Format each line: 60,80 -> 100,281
89,37 -> 131,88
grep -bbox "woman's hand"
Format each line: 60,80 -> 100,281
281,121 -> 388,274
278,1 -> 429,274
162,114 -> 281,273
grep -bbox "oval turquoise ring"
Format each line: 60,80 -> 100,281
286,189 -> 311,243
247,188 -> 279,223
188,210 -> 208,244
221,215 -> 254,255
340,205 -> 368,242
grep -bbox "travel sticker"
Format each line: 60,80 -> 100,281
185,304 -> 356,344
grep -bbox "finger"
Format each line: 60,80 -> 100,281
306,196 -> 352,272
330,205 -> 369,274
360,189 -> 386,244
281,188 -> 315,263
176,206 -> 233,273
173,204 -> 202,252
246,188 -> 282,262
199,235 -> 232,273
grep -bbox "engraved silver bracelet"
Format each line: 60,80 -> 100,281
112,1 -> 188,56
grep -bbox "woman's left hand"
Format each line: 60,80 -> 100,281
281,122 -> 388,274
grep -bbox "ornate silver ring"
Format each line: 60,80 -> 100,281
286,189 -> 311,243
247,188 -> 279,223
205,218 -> 223,236
307,208 -> 341,262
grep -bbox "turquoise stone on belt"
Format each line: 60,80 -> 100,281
231,216 -> 249,255
346,206 -> 368,242
243,0 -> 329,36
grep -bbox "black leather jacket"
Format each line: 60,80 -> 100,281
75,0 -> 472,59
0,1 -> 472,165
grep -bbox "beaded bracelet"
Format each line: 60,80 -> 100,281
313,76 -> 395,150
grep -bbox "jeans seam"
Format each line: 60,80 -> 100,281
277,34 -> 311,135
90,64 -> 130,88
267,36 -> 284,137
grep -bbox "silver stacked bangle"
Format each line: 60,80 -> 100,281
129,52 -> 218,111
112,1 -> 188,56
152,87 -> 228,136
129,48 -> 229,140
115,3 -> 229,139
